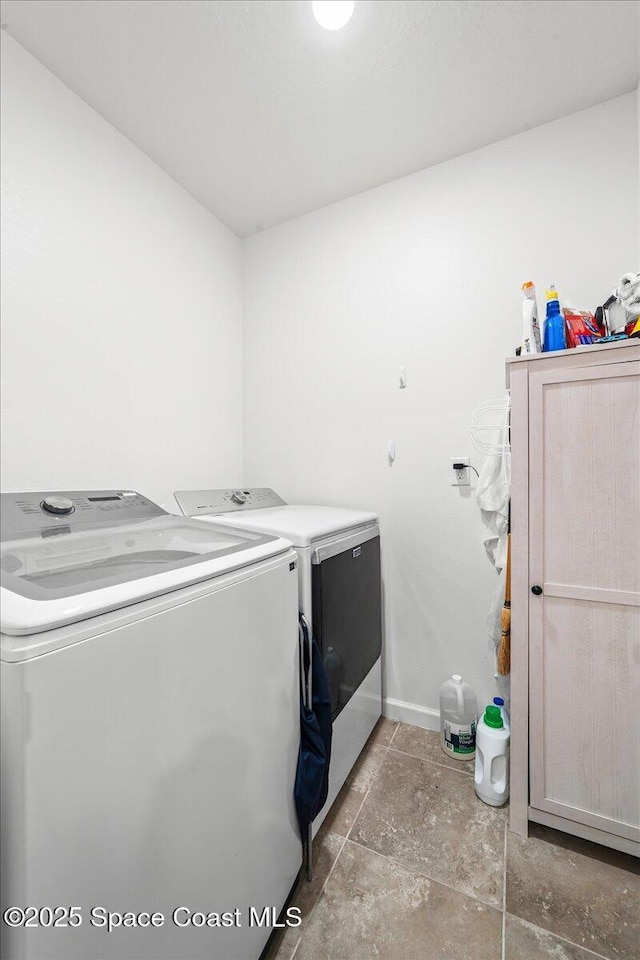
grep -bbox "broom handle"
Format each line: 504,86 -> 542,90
504,534 -> 511,605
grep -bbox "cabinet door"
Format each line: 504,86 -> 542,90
528,359 -> 640,842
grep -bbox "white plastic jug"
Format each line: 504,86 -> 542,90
475,705 -> 510,806
439,675 -> 478,761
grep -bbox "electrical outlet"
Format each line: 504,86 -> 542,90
451,457 -> 470,486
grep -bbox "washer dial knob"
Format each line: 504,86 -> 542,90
41,495 -> 74,516
231,490 -> 247,505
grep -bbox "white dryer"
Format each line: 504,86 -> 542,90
0,490 -> 301,960
174,488 -> 383,831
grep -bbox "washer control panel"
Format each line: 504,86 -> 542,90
174,488 -> 287,517
1,490 -> 165,539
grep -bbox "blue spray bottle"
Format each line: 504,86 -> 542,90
543,285 -> 566,352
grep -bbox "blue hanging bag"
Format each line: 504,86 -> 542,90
294,618 -> 332,839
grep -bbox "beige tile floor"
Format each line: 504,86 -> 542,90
266,719 -> 640,960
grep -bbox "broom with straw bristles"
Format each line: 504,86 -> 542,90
497,532 -> 511,676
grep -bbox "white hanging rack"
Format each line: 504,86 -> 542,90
470,392 -> 511,457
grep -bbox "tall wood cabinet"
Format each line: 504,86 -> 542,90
507,340 -> 640,857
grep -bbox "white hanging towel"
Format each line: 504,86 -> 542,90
476,438 -> 510,574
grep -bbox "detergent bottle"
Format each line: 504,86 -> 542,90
475,705 -> 510,806
543,285 -> 566,352
439,675 -> 478,761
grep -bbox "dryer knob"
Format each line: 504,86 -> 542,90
231,490 -> 247,505
41,495 -> 74,516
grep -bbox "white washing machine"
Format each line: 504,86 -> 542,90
174,488 -> 383,831
0,489 -> 301,960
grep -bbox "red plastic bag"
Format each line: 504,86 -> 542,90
563,310 -> 603,348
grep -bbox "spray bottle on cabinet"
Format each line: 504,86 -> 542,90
521,281 -> 542,354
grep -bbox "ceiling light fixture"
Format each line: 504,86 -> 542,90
312,1 -> 355,31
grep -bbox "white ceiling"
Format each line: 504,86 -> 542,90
1,0 -> 639,237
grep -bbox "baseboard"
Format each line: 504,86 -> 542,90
383,697 -> 440,732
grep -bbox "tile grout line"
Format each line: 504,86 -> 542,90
387,720 -> 400,747
288,934 -> 302,960
387,744 -> 474,777
287,722 -> 400,959
501,818 -> 507,960
314,722 -> 398,883
506,916 -> 616,960
317,833 -> 348,896
344,834 -> 504,915
288,832 -> 349,960
342,724 -> 397,843
303,723 -> 399,911
501,818 -> 614,960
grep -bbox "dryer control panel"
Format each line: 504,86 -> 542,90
174,488 -> 286,517
0,490 -> 165,539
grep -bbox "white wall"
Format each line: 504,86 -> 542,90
2,29 -> 638,724
243,93 -> 639,723
1,32 -> 243,512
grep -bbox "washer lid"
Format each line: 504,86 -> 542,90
1,491 -> 289,635
189,504 -> 379,547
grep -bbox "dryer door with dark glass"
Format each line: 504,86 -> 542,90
311,528 -> 382,721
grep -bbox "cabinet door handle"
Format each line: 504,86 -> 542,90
531,585 -> 543,596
